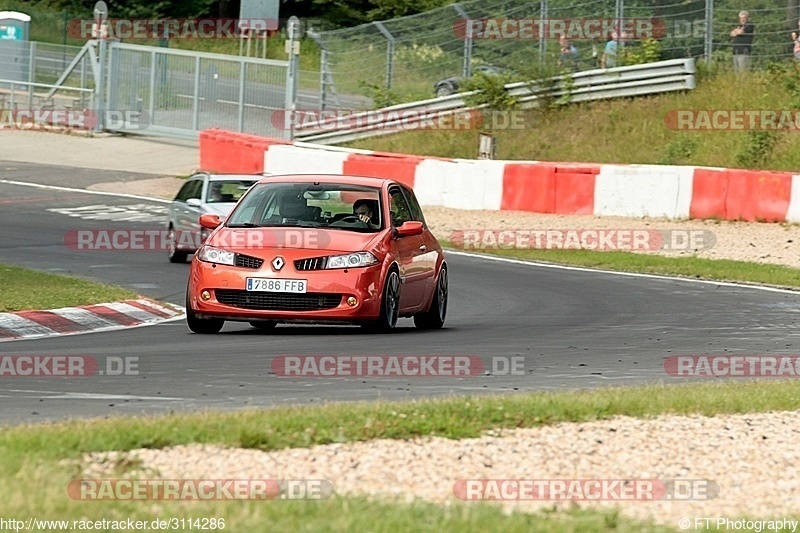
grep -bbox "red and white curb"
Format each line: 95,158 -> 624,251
0,299 -> 184,342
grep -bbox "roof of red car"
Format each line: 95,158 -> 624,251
257,174 -> 403,188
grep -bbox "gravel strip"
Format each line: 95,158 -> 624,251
79,411 -> 800,525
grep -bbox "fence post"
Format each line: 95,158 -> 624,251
704,0 -> 713,66
453,4 -> 473,79
320,48 -> 328,110
539,0 -> 547,68
285,16 -> 301,140
373,21 -> 395,90
28,41 -> 35,104
192,55 -> 200,131
149,50 -> 156,130
238,61 -> 246,132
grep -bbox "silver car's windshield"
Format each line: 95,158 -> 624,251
226,183 -> 383,232
206,180 -> 257,204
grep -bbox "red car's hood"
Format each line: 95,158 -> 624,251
207,227 -> 383,256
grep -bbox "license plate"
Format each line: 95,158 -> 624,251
246,278 -> 307,293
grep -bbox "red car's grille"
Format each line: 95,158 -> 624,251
235,254 -> 264,269
294,257 -> 326,271
215,290 -> 342,311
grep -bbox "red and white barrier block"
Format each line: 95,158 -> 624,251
199,129 -> 800,223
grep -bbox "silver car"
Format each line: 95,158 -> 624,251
166,173 -> 259,263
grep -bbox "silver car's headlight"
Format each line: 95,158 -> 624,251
197,245 -> 235,266
325,252 -> 379,269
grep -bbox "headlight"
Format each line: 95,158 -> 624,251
197,245 -> 235,266
325,252 -> 379,269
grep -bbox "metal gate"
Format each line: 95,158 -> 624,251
105,42 -> 291,139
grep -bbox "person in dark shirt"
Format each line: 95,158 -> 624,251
730,10 -> 754,73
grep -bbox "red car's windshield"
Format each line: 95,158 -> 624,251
226,182 -> 383,232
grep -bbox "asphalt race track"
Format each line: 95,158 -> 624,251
2,162 -> 800,425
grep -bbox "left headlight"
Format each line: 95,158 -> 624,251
325,252 -> 379,269
197,245 -> 235,266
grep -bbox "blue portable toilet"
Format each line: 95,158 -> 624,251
0,11 -> 31,89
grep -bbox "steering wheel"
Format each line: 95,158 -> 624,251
339,215 -> 365,224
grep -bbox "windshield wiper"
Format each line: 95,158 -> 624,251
227,222 -> 265,228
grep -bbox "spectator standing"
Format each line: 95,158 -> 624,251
601,31 -> 621,68
730,10 -> 755,73
558,36 -> 579,71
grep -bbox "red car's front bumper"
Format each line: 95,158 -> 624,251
188,256 -> 386,323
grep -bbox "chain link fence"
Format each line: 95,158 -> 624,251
308,0 -> 800,108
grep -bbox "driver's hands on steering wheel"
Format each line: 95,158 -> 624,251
357,213 -> 371,224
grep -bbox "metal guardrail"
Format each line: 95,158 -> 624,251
294,58 -> 695,145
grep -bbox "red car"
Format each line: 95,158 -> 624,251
186,174 -> 448,333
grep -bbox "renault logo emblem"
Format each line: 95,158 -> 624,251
272,256 -> 285,271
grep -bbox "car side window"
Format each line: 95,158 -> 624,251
389,187 -> 413,227
187,180 -> 203,200
175,180 -> 197,202
403,187 -> 426,225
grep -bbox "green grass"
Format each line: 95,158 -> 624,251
0,263 -> 137,312
444,243 -> 800,289
3,381 -> 800,530
346,66 -> 800,172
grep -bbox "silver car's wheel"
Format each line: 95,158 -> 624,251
167,226 -> 188,263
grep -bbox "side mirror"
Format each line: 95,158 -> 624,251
186,198 -> 202,208
199,213 -> 221,230
396,221 -> 424,237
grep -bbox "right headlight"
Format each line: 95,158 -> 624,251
197,245 -> 235,266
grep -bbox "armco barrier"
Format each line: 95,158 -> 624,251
198,129 -> 800,223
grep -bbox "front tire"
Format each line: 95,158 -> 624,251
363,268 -> 401,333
414,266 -> 447,330
186,292 -> 224,334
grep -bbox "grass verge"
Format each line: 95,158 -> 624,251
444,244 -> 800,289
346,67 -> 800,172
0,263 -> 138,312
3,381 -> 799,530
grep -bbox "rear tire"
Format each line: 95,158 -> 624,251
167,226 -> 188,263
186,292 -> 224,334
414,266 -> 447,330
363,268 -> 401,333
